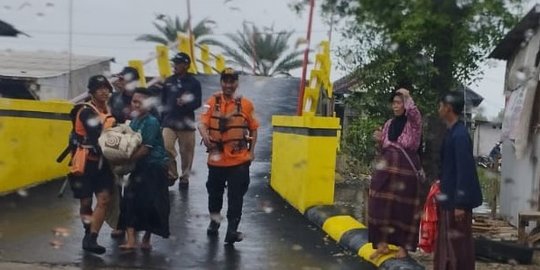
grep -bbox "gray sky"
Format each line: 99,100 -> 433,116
0,0 -> 536,118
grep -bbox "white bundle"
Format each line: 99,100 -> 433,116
99,123 -> 142,164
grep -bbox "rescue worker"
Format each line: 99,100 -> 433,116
198,68 -> 259,244
68,75 -> 116,254
161,52 -> 202,189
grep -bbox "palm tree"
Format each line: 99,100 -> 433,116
216,24 -> 305,76
135,15 -> 217,46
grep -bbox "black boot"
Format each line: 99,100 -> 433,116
83,232 -> 106,254
207,220 -> 220,236
224,218 -> 244,244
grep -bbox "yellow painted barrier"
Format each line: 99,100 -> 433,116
156,44 -> 172,78
358,243 -> 399,267
322,215 -> 365,242
199,44 -> 213,74
270,115 -> 340,213
128,60 -> 147,87
0,98 -> 72,194
177,34 -> 198,74
215,54 -> 225,72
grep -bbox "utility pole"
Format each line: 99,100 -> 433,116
297,0 -> 315,116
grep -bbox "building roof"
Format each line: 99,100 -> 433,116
0,51 -> 113,79
489,5 -> 540,60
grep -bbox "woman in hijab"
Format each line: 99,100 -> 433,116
368,87 -> 423,259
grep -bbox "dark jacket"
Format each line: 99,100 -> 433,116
439,121 -> 483,210
161,73 -> 202,131
109,91 -> 132,124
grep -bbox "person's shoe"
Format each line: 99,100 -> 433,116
82,233 -> 106,254
224,231 -> 244,244
168,177 -> 177,187
178,178 -> 189,190
207,220 -> 221,236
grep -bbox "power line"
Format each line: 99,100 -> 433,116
23,29 -> 331,37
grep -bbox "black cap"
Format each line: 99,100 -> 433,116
171,52 -> 191,64
220,67 -> 239,81
87,75 -> 113,93
116,66 -> 140,81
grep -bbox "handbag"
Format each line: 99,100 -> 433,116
391,142 -> 426,183
69,147 -> 89,176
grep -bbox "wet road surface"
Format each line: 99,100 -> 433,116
0,76 -> 372,269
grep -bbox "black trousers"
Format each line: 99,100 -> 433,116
206,162 -> 250,221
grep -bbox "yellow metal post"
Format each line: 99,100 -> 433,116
128,60 -> 147,87
200,44 -> 212,74
215,54 -> 225,72
177,33 -> 198,74
156,45 -> 172,78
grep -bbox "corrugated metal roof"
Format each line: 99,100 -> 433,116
489,5 -> 540,60
0,50 -> 113,79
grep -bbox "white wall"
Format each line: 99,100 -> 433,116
473,123 -> 502,157
500,134 -> 540,227
36,62 -> 110,101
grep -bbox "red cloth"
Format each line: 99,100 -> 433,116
419,181 -> 440,253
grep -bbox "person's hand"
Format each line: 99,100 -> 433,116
176,97 -> 184,106
202,135 -> 215,149
373,127 -> 383,142
396,88 -> 410,98
454,209 -> 466,222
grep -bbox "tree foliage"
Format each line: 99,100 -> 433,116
291,0 -> 524,178
135,15 -> 218,46
213,24 -> 305,76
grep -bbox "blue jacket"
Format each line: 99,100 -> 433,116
439,121 -> 483,210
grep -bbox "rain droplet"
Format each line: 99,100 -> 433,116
515,70 -> 527,82
17,189 -> 28,197
123,73 -> 134,82
142,97 -> 159,110
102,71 -> 112,78
52,227 -> 71,237
45,2 -> 55,9
524,29 -> 535,42
180,93 -> 194,103
125,81 -> 138,91
3,5 -> 11,10
457,190 -> 465,196
36,12 -> 45,18
210,154 -> 222,162
86,117 -> 100,127
49,239 -> 63,249
374,159 -> 387,170
436,193 -> 448,202
82,215 -> 92,225
130,110 -> 140,119
292,244 -> 303,251
389,43 -> 399,53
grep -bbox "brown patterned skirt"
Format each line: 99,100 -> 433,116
434,209 -> 475,270
368,146 -> 421,250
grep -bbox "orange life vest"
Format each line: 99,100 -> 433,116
208,94 -> 249,153
74,102 -> 115,144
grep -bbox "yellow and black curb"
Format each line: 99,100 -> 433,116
305,205 -> 425,270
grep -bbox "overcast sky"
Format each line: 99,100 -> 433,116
0,0 -> 537,118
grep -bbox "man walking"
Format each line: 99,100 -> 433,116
435,91 -> 483,270
161,52 -> 202,189
198,68 -> 258,244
